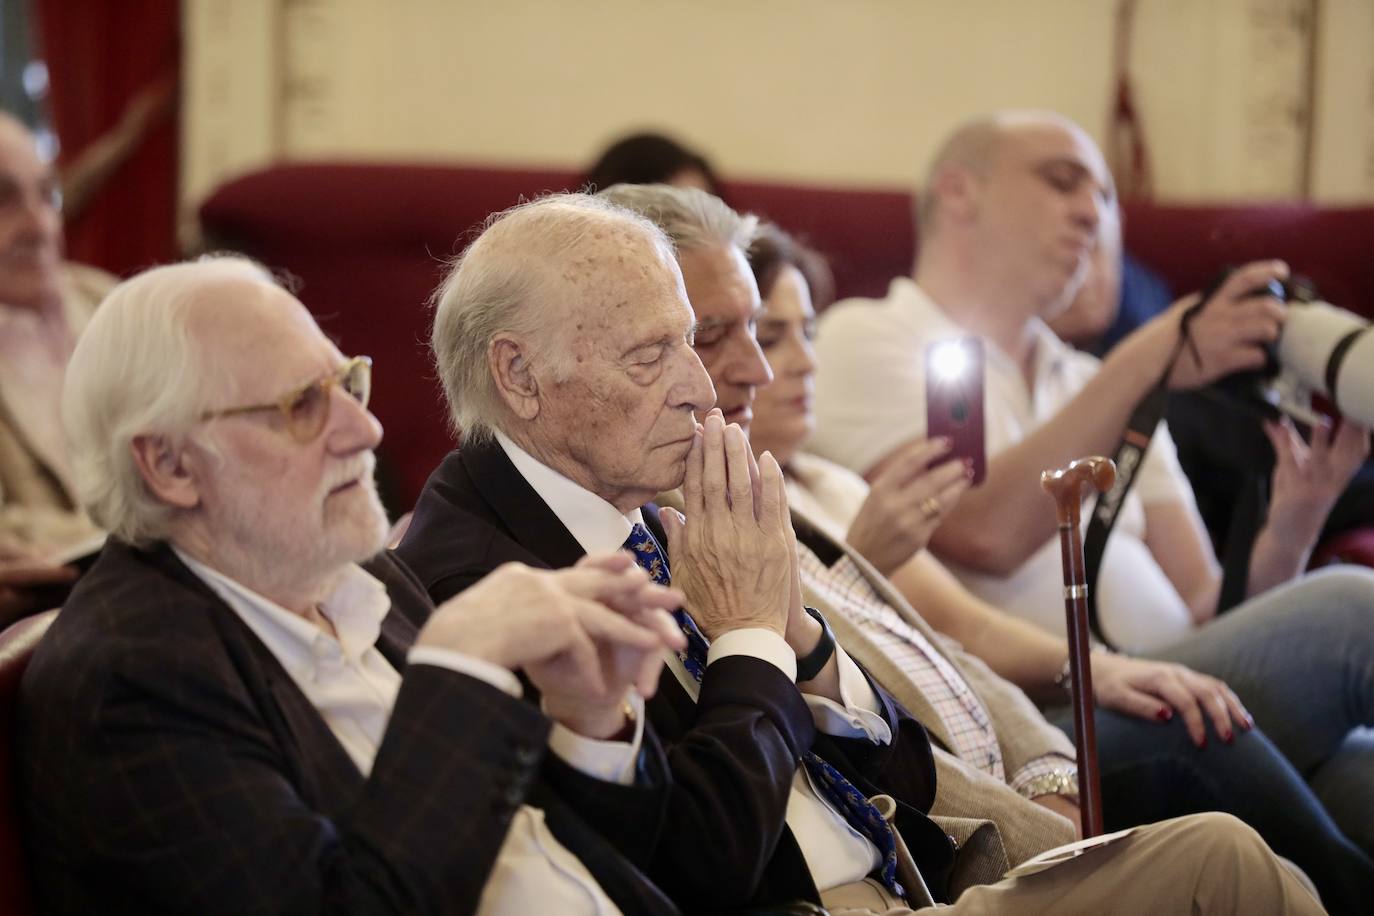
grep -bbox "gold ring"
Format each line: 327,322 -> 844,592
919,496 -> 941,520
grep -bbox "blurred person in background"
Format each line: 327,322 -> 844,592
1049,197 -> 1374,562
583,130 -> 835,309
810,109 -> 1374,866
0,111 -> 112,623
583,130 -> 723,195
747,218 -> 1374,912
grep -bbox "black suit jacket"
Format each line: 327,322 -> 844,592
19,540 -> 678,916
398,440 -> 954,910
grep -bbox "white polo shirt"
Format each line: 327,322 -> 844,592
811,278 -> 1199,653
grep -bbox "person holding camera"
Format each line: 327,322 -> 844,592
810,110 -> 1374,863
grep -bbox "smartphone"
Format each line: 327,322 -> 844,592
925,336 -> 986,485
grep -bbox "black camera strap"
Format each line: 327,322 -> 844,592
1080,300 -> 1206,650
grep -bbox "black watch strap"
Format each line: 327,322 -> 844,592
796,606 -> 836,682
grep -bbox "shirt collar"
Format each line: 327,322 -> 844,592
495,429 -> 645,554
173,546 -> 392,675
900,278 -> 1072,391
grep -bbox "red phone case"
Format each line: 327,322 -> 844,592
925,337 -> 987,485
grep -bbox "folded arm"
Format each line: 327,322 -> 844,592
50,662 -> 547,916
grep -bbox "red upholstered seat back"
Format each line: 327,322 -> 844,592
1121,202 -> 1374,314
0,609 -> 57,916
199,163 -> 1374,511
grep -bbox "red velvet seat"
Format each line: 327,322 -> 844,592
0,609 -> 57,916
1311,529 -> 1374,570
199,163 -> 1374,513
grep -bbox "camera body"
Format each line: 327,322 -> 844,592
1227,277 -> 1374,429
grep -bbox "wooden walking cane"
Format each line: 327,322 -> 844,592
1040,456 -> 1116,839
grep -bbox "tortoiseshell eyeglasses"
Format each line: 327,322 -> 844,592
200,356 -> 373,443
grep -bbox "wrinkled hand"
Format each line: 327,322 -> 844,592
1264,417 -> 1370,543
1030,793 -> 1082,840
0,534 -> 45,564
846,438 -> 972,575
532,553 -> 688,738
778,494 -> 818,663
418,557 -> 685,738
1093,652 -> 1252,747
660,410 -> 792,641
1149,260 -> 1288,390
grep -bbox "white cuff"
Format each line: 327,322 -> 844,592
805,646 -> 892,744
407,645 -> 523,698
544,691 -> 645,786
706,627 -> 797,681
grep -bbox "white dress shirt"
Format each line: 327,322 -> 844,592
811,278 -> 1200,652
175,548 -> 636,916
497,431 -> 895,892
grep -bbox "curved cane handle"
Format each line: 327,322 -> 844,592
1040,456 -> 1117,526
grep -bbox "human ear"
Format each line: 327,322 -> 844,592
489,335 -> 541,421
130,434 -> 201,510
934,165 -> 979,224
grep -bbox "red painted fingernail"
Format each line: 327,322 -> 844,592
1223,730 -> 1234,744
1197,734 -> 1207,748
1156,707 -> 1172,721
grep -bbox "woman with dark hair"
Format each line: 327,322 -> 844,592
747,220 -> 1374,912
582,132 -> 721,195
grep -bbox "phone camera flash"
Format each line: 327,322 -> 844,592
931,341 -> 969,382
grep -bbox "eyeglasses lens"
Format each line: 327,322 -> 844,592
345,359 -> 371,408
287,384 -> 329,443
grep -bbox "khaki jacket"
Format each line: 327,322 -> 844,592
0,263 -> 112,550
657,488 -> 1076,895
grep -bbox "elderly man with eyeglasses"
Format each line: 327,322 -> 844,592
17,256 -> 692,916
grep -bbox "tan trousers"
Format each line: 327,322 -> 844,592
821,813 -> 1326,915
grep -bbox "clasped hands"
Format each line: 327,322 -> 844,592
659,410 -> 828,679
417,553 -> 687,740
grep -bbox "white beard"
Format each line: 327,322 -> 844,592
203,456 -> 389,605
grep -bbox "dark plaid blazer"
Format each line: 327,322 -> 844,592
397,440 -> 954,910
18,540 -> 679,916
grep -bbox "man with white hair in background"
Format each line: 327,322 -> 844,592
398,190 -> 1323,915
0,111 -> 113,620
19,256 -> 692,916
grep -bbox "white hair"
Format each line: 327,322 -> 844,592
62,255 -> 278,546
430,192 -> 674,443
594,183 -> 757,255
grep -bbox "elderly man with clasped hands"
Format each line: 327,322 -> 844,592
396,191 -> 1323,916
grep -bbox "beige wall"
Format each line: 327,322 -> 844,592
182,0 -> 1372,238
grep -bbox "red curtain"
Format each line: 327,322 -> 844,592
32,0 -> 180,277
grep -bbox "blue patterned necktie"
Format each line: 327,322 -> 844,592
620,521 -> 906,898
623,522 -> 710,680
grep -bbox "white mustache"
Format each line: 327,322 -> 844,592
324,452 -> 377,492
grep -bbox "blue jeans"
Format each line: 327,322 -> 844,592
1044,566 -> 1374,914
1149,566 -> 1374,852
